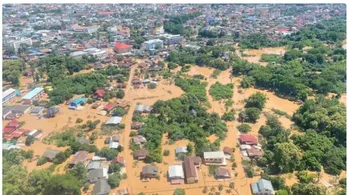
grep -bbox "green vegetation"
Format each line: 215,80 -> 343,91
237,124 -> 252,133
260,54 -> 283,64
271,108 -> 291,119
209,82 -> 233,100
108,173 -> 121,189
173,188 -> 186,195
163,149 -> 170,156
240,76 -> 255,89
240,33 -> 284,49
238,107 -> 261,123
3,60 -> 25,85
25,135 -> 36,146
245,92 -> 267,110
167,45 -> 234,70
142,94 -> 227,163
164,12 -> 201,35
112,107 -> 128,117
97,147 -> 118,161
37,156 -> 48,166
67,163 -> 88,183
175,77 -> 208,102
221,110 -> 235,121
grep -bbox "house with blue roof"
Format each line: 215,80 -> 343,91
68,97 -> 87,110
251,179 -> 275,195
22,87 -> 44,105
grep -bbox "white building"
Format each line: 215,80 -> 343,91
2,88 -> 16,104
203,151 -> 226,165
7,38 -> 33,52
144,39 -> 163,50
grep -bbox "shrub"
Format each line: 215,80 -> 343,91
163,150 -> 170,156
76,118 -> 83,123
173,188 -> 185,195
237,124 -> 252,133
130,131 -> 138,137
108,173 -> 121,189
112,107 -> 127,117
222,111 -> 235,121
87,98 -> 93,104
239,108 -> 261,123
37,156 -> 48,166
148,83 -> 157,89
116,90 -> 125,99
25,135 -> 35,146
245,167 -> 255,178
209,82 -> 234,100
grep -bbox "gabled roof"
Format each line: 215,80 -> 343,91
251,179 -> 274,194
22,87 -> 44,100
7,120 -> 19,128
104,103 -> 116,112
142,165 -> 158,175
43,149 -> 61,161
93,179 -> 111,195
3,88 -> 16,99
70,151 -> 89,165
105,116 -> 122,125
239,134 -> 258,145
168,165 -> 184,179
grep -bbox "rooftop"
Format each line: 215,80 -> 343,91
22,87 -> 44,100
3,88 -> 16,99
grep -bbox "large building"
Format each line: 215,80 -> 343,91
6,38 -> 33,52
114,42 -> 132,53
2,88 -> 16,104
22,87 -> 44,105
144,39 -> 163,50
183,156 -> 201,184
251,179 -> 275,195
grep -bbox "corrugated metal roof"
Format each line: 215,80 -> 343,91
3,88 -> 16,99
204,151 -> 225,159
22,87 -> 44,100
168,165 -> 184,178
105,116 -> 122,125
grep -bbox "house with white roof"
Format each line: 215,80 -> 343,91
203,151 -> 226,165
2,88 -> 16,104
168,165 -> 185,185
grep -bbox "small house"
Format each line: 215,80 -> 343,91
131,122 -> 144,129
223,147 -> 234,159
141,165 -> 158,179
251,179 -> 275,195
88,161 -> 104,170
94,89 -> 106,100
132,135 -> 147,145
109,142 -> 120,149
168,165 -> 185,184
203,151 -> 226,165
134,104 -> 152,113
30,106 -> 43,115
103,103 -> 116,113
105,116 -> 122,125
247,146 -> 264,158
175,146 -> 188,155
69,151 -> 89,167
116,100 -> 130,109
88,168 -> 108,183
42,148 -> 61,161
133,149 -> 148,160
93,179 -> 111,195
46,106 -> 59,118
112,156 -> 126,166
69,97 -> 86,110
76,137 -> 90,145
215,167 -> 232,180
131,78 -> 142,86
239,134 -> 258,145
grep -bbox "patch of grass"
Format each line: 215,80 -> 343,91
271,108 -> 291,119
209,82 -> 233,100
211,69 -> 221,79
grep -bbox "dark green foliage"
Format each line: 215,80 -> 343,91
116,90 -> 125,99
53,149 -> 72,165
237,124 -> 252,133
239,107 -> 261,123
291,183 -> 325,195
164,12 -> 201,35
240,33 -> 281,49
240,76 -> 255,88
108,164 -> 121,174
3,60 -> 25,85
222,111 -> 235,121
37,156 -> 48,166
148,83 -> 157,89
260,54 -> 283,64
193,74 -> 205,80
132,113 -> 144,122
168,62 -> 178,70
25,135 -> 36,146
245,92 -> 267,110
48,72 -> 108,106
175,77 -> 208,102
76,118 -> 83,123
163,150 -> 170,156
245,167 -> 254,178
209,82 -> 233,100
112,107 -> 127,117
67,163 -> 88,183
97,147 -> 118,161
173,188 -> 186,195
44,174 -> 81,195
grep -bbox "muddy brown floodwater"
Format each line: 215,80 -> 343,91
235,47 -> 287,66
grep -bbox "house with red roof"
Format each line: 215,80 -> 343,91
103,103 -> 116,113
94,89 -> 106,100
238,134 -> 258,145
3,120 -> 19,135
114,42 -> 132,54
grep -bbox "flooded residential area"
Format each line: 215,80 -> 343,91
2,4 -> 347,195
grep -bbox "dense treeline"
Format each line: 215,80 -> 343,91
3,60 -> 25,86
232,59 -> 346,100
3,149 -> 82,195
141,94 -> 227,163
257,97 -> 346,176
239,33 -> 285,49
164,12 -> 201,35
167,45 -> 234,70
48,73 -> 109,106
37,55 -> 88,82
